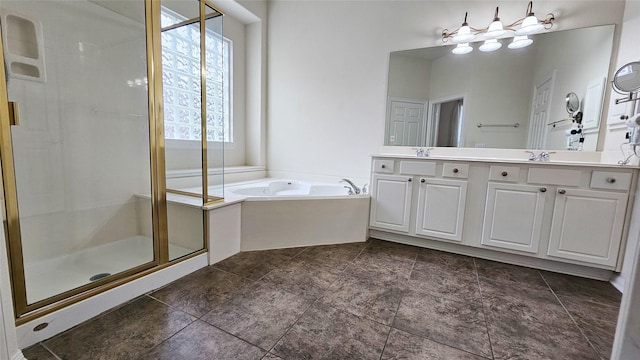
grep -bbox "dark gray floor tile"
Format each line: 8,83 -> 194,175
201,282 -> 313,349
294,242 -> 367,269
487,310 -> 600,360
150,266 -> 251,317
262,353 -> 283,359
213,249 -> 296,280
352,250 -> 415,279
140,320 -> 265,360
44,296 -> 195,360
272,302 -> 389,360
480,276 -> 572,328
416,248 -> 476,275
541,271 -> 622,306
559,295 -> 619,359
22,344 -> 57,360
475,259 -> 547,288
393,292 -> 491,358
319,265 -> 406,325
381,328 -> 489,360
407,261 -> 481,302
256,257 -> 343,301
364,239 -> 420,262
268,246 -> 308,258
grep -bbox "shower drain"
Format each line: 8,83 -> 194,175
89,273 -> 111,282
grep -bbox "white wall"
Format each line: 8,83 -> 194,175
387,53 -> 431,100
267,0 -> 626,182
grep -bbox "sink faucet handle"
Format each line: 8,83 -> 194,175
362,184 -> 368,194
526,151 -> 538,161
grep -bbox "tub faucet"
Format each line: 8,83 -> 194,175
340,179 -> 361,194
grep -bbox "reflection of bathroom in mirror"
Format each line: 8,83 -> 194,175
385,25 -> 615,150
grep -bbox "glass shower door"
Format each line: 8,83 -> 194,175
0,0 -> 156,311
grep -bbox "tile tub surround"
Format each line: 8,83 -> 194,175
23,240 -> 621,360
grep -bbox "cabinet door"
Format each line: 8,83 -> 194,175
482,183 -> 547,253
370,174 -> 413,232
415,178 -> 467,242
548,188 -> 628,266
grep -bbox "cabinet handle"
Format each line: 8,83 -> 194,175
408,178 -> 412,182
558,189 -> 566,194
607,177 -> 616,184
540,187 -> 547,192
501,171 -> 508,176
381,164 -> 386,169
420,178 -> 426,183
453,168 -> 459,173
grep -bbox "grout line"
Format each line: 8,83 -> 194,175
538,271 -> 605,360
40,342 -> 63,360
379,290 -> 405,360
474,258 -> 496,360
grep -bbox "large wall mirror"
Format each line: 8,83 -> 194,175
385,25 -> 615,151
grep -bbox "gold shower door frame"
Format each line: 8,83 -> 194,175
0,0 -> 223,323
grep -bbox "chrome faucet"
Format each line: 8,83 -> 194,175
527,151 -> 553,162
413,147 -> 430,157
340,179 -> 361,195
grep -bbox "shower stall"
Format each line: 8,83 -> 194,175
0,0 -> 224,322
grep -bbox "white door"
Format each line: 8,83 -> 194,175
370,174 -> 413,232
415,178 -> 467,242
548,188 -> 627,267
482,183 -> 548,253
527,72 -> 555,149
387,100 -> 424,146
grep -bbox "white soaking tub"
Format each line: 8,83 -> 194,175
224,179 -> 370,251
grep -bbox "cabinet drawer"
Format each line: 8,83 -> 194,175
443,163 -> 469,179
489,166 -> 520,182
373,159 -> 394,174
590,171 -> 632,191
400,161 -> 436,176
528,168 -> 581,186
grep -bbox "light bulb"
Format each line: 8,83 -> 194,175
452,43 -> 473,55
479,39 -> 502,52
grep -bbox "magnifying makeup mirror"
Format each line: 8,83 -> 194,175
613,61 -> 640,93
566,92 -> 580,115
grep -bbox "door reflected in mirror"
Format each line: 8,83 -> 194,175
385,25 -> 615,151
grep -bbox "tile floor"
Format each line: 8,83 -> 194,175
23,239 -> 621,360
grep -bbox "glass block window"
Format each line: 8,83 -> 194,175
161,8 -> 230,142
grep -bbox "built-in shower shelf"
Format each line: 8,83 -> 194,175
1,10 -> 46,82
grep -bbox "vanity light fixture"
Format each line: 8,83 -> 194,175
479,38 -> 502,52
452,43 -> 473,55
442,1 -> 554,54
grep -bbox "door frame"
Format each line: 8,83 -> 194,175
426,93 -> 465,147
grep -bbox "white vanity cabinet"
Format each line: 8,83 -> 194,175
547,187 -> 629,266
369,174 -> 413,232
369,155 -> 638,275
415,178 -> 467,242
482,183 -> 547,253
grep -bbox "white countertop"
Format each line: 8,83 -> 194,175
374,146 -> 640,169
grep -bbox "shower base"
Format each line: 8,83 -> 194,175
24,236 -> 193,304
